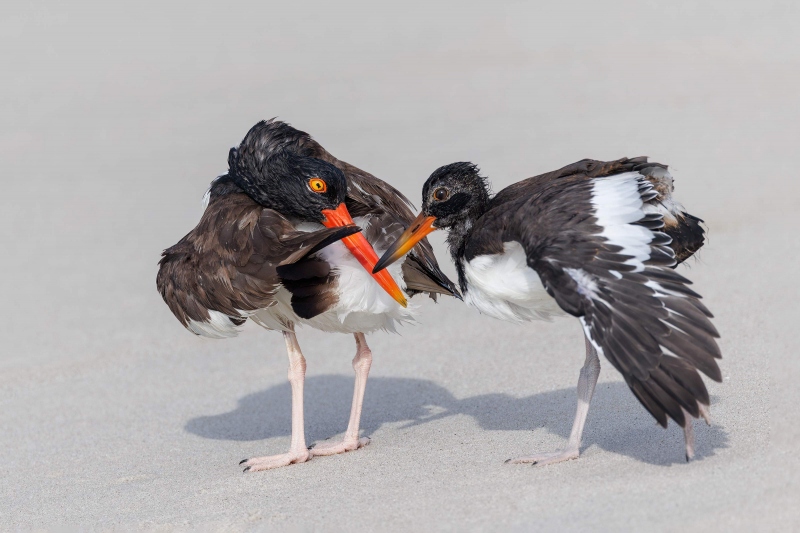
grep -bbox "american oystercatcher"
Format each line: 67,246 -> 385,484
157,120 -> 458,472
374,157 -> 721,465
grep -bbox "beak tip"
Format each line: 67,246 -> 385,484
373,254 -> 395,274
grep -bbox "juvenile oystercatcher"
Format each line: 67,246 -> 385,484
374,157 -> 721,465
157,120 -> 458,472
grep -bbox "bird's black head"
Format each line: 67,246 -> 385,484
218,120 -> 409,308
372,162 -> 491,274
227,123 -> 347,223
422,162 -> 491,230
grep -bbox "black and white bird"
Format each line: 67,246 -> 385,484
157,120 -> 458,472
374,157 -> 721,465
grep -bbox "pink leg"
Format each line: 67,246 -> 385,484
309,332 -> 372,456
507,332 -> 601,466
241,331 -> 311,472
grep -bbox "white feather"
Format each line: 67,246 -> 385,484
304,239 -> 415,333
591,173 -> 653,272
564,268 -> 600,299
580,317 -> 605,358
463,241 -> 565,323
254,216 -> 415,334
645,280 -> 690,300
187,310 -> 241,339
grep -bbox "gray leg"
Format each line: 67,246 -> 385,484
682,408 -> 696,461
684,402 -> 712,461
241,330 -> 311,472
507,332 -> 601,466
310,332 -> 373,456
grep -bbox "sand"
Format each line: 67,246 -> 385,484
2,0 -> 799,530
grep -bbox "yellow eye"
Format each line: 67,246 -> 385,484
308,178 -> 327,193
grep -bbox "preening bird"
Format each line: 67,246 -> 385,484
157,120 -> 458,472
374,157 -> 721,465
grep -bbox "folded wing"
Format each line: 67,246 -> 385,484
157,180 -> 360,337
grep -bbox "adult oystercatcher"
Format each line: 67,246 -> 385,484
374,157 -> 721,465
157,119 -> 458,472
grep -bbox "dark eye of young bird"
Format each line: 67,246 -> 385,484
433,187 -> 449,201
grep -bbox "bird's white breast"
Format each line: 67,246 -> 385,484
463,241 -> 565,323
254,216 -> 415,334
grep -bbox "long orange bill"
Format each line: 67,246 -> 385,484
321,203 -> 408,308
373,211 -> 437,274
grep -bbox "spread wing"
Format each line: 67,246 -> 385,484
491,157 -> 706,264
157,181 -> 360,338
468,171 -> 721,428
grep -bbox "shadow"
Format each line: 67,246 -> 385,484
185,375 -> 728,466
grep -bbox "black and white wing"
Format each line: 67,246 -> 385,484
469,172 -> 722,428
491,156 -> 706,264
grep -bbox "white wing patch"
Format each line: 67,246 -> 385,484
565,268 -> 600,299
187,310 -> 242,339
591,172 -> 653,272
463,241 -> 565,323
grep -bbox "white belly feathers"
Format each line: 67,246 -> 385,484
463,241 -> 565,323
253,216 -> 415,334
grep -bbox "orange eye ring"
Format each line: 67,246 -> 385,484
308,178 -> 327,193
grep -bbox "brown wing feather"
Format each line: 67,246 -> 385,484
157,186 -> 359,334
224,118 -> 459,299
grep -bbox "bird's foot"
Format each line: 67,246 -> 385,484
308,436 -> 371,457
240,449 -> 310,472
505,447 -> 580,466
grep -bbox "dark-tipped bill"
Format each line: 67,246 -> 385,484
373,212 -> 437,274
321,203 -> 408,308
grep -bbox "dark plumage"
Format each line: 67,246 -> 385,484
158,120 -> 459,336
157,179 -> 360,332
375,156 -> 720,464
156,119 -> 458,471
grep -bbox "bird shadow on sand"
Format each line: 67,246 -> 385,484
185,375 -> 728,466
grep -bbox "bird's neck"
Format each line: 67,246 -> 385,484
446,209 -> 486,295
445,182 -> 491,293
449,227 -> 471,295
446,218 -> 474,263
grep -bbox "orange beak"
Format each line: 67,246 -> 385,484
321,203 -> 408,308
373,211 -> 437,274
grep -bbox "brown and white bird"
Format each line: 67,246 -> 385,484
157,120 -> 458,472
374,157 -> 721,465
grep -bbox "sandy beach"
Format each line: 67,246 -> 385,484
2,1 -> 799,530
